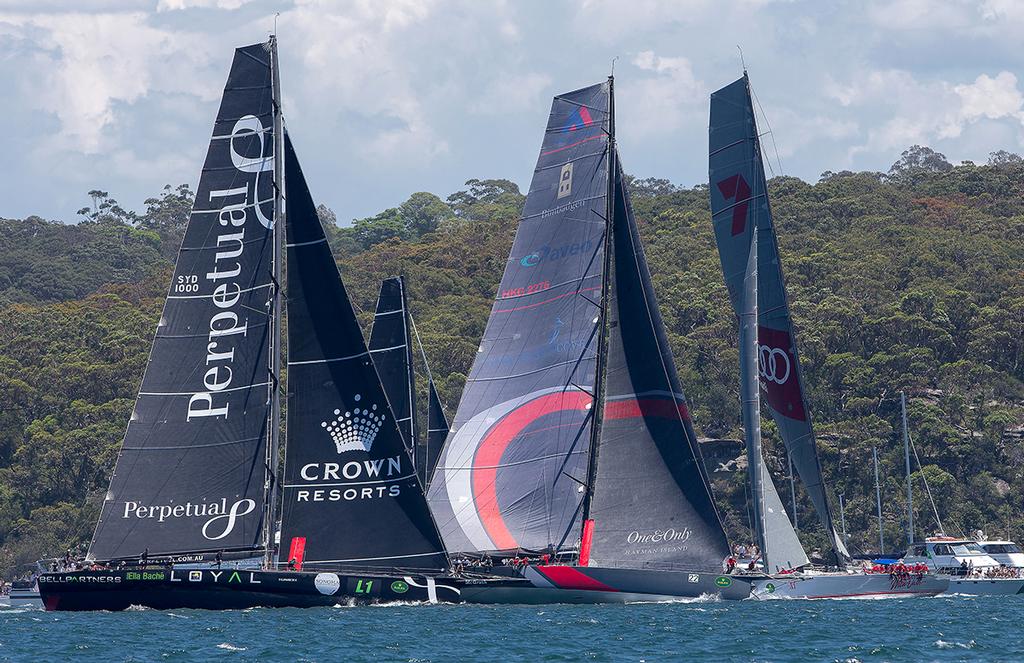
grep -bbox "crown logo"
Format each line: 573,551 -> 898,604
321,394 -> 385,454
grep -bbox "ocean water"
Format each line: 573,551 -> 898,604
1,596 -> 1019,662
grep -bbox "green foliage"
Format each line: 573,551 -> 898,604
2,157 -> 1024,574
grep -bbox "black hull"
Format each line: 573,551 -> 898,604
39,569 -> 479,612
39,565 -> 753,611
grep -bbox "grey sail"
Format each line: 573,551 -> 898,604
709,73 -> 847,562
735,162 -> 810,575
584,160 -> 731,572
89,42 -> 277,561
426,82 -> 611,554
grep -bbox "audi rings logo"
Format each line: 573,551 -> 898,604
758,345 -> 791,384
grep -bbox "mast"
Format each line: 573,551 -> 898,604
579,75 -> 615,548
263,34 -> 284,569
788,454 -> 798,531
873,446 -> 884,553
838,492 -> 847,547
902,390 -> 913,546
740,224 -> 768,571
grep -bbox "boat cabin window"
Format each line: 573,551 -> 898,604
932,544 -> 951,556
912,545 -> 927,557
949,543 -> 985,556
983,543 -> 1021,554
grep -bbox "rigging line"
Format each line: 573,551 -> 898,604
907,427 -> 945,535
408,309 -> 436,386
749,85 -> 785,178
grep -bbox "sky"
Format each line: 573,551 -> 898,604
1,0 -> 1023,224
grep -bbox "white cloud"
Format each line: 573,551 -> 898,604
0,11 -> 216,153
827,68 -> 1024,159
471,72 -> 552,114
156,0 -> 255,10
618,51 -> 706,137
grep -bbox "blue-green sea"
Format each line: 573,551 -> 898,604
1,596 -> 1018,662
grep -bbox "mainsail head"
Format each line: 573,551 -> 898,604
709,74 -> 847,562
427,82 -> 611,554
277,134 -> 447,572
89,42 -> 278,561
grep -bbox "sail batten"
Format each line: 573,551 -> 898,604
88,42 -> 277,562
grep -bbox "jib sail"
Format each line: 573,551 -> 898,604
277,134 -> 447,571
427,82 -> 611,554
709,73 -> 847,560
369,276 -> 417,456
421,378 -> 449,488
89,42 -> 277,561
584,161 -> 730,571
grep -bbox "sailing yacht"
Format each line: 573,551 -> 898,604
706,73 -> 946,600
37,38 -> 527,611
426,78 -> 753,602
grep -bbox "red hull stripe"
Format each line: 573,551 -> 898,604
536,565 -> 618,592
473,391 -> 593,549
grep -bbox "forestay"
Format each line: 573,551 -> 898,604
427,82 -> 611,554
90,42 -> 276,561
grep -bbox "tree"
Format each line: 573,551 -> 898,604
399,192 -> 453,236
139,184 -> 193,234
76,190 -> 137,225
887,145 -> 953,181
987,150 -> 1023,167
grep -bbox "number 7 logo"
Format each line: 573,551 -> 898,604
716,174 -> 751,236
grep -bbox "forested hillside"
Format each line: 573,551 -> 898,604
1,147 -> 1022,575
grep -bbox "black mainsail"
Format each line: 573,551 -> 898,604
427,82 -> 611,554
277,134 -> 447,571
368,277 -> 418,457
708,74 -> 848,561
89,42 -> 277,561
583,161 -> 730,571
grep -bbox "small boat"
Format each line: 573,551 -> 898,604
1,578 -> 42,609
902,537 -> 1024,596
707,73 -> 945,600
977,539 -> 1024,569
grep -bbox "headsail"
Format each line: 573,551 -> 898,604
421,379 -> 449,488
427,82 -> 611,554
89,42 -> 276,561
709,74 -> 847,560
277,134 -> 447,571
369,277 -> 417,456
584,162 -> 730,572
739,221 -> 809,572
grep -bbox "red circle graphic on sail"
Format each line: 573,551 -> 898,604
471,390 -> 593,550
